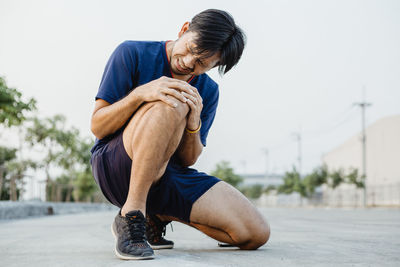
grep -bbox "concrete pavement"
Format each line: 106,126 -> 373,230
1,207 -> 399,266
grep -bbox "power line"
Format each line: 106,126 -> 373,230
303,105 -> 358,138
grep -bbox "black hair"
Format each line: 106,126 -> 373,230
188,9 -> 246,75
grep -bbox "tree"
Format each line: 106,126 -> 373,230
73,171 -> 98,202
302,165 -> 328,197
5,159 -> 37,200
328,169 -> 345,189
240,184 -> 263,199
0,147 -> 17,200
26,115 -> 81,201
71,137 -> 97,202
26,114 -> 98,202
278,167 -> 306,197
0,76 -> 37,200
346,168 -> 365,188
210,161 -> 243,188
264,185 -> 276,194
0,76 -> 36,127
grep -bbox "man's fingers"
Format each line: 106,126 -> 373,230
162,88 -> 187,103
185,98 -> 195,110
182,91 -> 202,106
167,80 -> 197,96
159,94 -> 178,108
182,92 -> 197,104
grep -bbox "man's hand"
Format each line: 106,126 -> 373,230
133,76 -> 197,108
181,87 -> 203,131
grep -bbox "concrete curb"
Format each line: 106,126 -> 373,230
0,201 -> 118,220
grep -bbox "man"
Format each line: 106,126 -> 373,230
90,9 -> 270,260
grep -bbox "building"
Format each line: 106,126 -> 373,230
322,114 -> 400,206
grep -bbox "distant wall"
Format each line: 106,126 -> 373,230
258,183 -> 400,207
0,201 -> 117,220
322,115 -> 400,206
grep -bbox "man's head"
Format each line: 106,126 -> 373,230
169,9 -> 246,77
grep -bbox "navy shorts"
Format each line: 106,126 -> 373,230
90,130 -> 220,223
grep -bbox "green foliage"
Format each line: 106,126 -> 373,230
0,146 -> 17,200
1,147 -> 38,200
0,77 -> 36,127
278,167 -> 307,197
302,165 -> 328,197
210,161 -> 243,188
26,114 -> 97,202
0,76 -> 36,200
0,178 -> 21,200
0,152 -> 36,200
0,75 -> 98,202
73,171 -> 98,202
346,168 -> 365,188
264,184 -> 276,194
26,115 -> 79,169
240,184 -> 263,199
51,174 -> 74,202
0,146 -> 17,164
276,164 -> 365,199
328,169 -> 345,189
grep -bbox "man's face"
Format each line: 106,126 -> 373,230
170,31 -> 220,77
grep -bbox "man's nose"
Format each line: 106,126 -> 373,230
182,55 -> 195,70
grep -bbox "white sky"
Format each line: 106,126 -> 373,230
1,0 -> 399,176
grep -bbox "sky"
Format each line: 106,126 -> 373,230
1,0 -> 399,177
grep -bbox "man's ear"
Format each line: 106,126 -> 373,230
178,22 -> 190,38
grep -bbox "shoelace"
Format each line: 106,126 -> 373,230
125,216 -> 147,243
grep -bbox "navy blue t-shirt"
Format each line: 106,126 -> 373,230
91,41 -> 219,153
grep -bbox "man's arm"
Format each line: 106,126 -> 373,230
175,128 -> 204,167
91,90 -> 143,139
174,88 -> 205,166
91,76 -> 196,139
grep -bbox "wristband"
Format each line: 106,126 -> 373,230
185,120 -> 201,134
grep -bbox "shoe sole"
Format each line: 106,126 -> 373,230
111,221 -> 154,260
218,242 -> 236,247
150,244 -> 174,250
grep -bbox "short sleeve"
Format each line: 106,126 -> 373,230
199,84 -> 219,147
95,42 -> 137,104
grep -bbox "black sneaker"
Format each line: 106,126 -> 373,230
146,214 -> 174,249
111,210 -> 154,260
218,242 -> 236,247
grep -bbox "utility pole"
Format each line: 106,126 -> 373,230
354,88 -> 372,207
292,128 -> 302,176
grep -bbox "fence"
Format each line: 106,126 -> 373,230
258,183 -> 400,207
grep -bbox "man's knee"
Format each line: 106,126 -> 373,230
235,219 -> 271,250
150,100 -> 189,123
243,221 -> 271,250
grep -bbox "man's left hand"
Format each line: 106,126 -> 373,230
181,87 -> 203,131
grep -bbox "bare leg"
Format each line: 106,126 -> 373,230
120,101 -> 188,216
190,181 -> 270,250
157,182 -> 270,250
157,215 -> 236,244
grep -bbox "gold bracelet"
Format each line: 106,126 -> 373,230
185,120 -> 202,134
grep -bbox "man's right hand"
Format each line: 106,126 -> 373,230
133,76 -> 198,108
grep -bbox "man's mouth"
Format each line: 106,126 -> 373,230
176,60 -> 190,73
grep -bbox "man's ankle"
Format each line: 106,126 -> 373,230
121,207 -> 146,217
